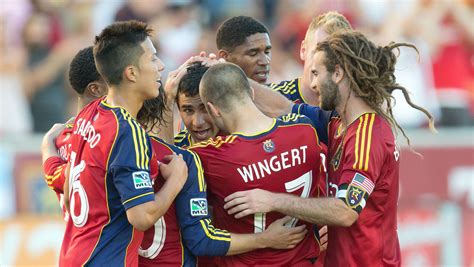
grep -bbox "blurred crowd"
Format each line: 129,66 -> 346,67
1,0 -> 473,135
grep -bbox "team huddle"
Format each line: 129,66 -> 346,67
41,11 -> 434,267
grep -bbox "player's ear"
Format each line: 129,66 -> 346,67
87,82 -> 106,98
206,102 -> 220,117
249,87 -> 255,101
299,39 -> 306,61
333,64 -> 344,84
124,65 -> 137,82
218,50 -> 229,60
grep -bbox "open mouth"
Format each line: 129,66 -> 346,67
192,129 -> 211,142
254,72 -> 269,82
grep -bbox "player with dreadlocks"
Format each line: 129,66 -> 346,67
223,30 -> 435,267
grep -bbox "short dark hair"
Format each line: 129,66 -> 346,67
200,63 -> 251,112
69,46 -> 101,95
216,16 -> 269,52
177,62 -> 209,103
94,20 -> 152,86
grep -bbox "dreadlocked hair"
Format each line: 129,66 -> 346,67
316,30 -> 436,146
136,84 -> 169,134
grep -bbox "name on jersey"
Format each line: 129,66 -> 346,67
73,118 -> 101,148
237,145 -> 308,183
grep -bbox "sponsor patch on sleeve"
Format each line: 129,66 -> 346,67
132,171 -> 152,189
190,198 -> 208,216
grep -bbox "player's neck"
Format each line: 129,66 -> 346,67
76,95 -> 98,114
301,85 -> 320,106
230,104 -> 273,135
336,95 -> 375,128
105,87 -> 143,118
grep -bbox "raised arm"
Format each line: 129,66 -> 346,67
249,79 -> 294,118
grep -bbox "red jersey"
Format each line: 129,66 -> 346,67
325,113 -> 401,267
191,115 -> 325,266
43,122 -> 73,220
60,98 -> 158,266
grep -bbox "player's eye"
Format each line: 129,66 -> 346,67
183,109 -> 193,114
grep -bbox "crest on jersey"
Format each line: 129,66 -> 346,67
133,171 -> 152,189
263,139 -> 275,153
331,142 -> 343,170
190,198 -> 208,216
346,184 -> 365,207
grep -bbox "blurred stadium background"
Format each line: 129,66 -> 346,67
0,0 -> 472,266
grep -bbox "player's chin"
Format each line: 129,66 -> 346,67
253,73 -> 268,84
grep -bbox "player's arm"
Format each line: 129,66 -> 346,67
125,153 -> 188,231
110,124 -> 187,231
41,123 -> 67,193
176,151 -> 307,256
226,217 -> 307,255
224,189 -> 358,227
249,79 -> 294,118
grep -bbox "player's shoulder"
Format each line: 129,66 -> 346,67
268,77 -> 299,90
174,129 -> 191,148
346,113 -> 394,142
189,135 -> 238,151
151,135 -> 196,162
278,112 -> 314,127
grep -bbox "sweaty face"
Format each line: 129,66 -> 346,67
177,93 -> 219,143
225,33 -> 271,84
137,37 -> 165,100
310,51 -> 340,110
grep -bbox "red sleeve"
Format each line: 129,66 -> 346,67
336,114 -> 383,213
43,156 -> 67,194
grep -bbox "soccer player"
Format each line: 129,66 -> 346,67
269,11 -> 352,106
224,31 -> 435,267
173,62 -> 218,147
216,16 -> 271,84
189,63 -> 326,266
42,46 -> 107,220
59,21 -> 188,266
140,135 -> 308,266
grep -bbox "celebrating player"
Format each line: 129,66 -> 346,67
41,46 -> 107,220
216,16 -> 272,84
189,63 -> 326,266
224,30 -> 435,267
59,21 -> 188,266
173,62 -> 219,147
269,11 -> 352,105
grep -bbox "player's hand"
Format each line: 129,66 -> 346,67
164,55 -> 207,101
319,225 -> 328,252
224,189 -> 274,218
42,123 -> 65,145
260,216 -> 307,249
159,153 -> 188,191
41,123 -> 65,163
